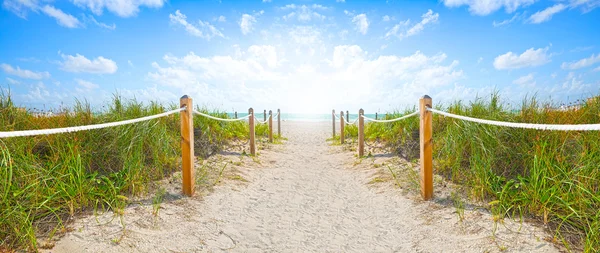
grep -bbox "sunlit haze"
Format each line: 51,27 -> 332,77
1,0 -> 600,113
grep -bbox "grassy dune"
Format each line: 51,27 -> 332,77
348,93 -> 599,252
0,92 -> 274,251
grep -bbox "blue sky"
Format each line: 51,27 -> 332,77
1,0 -> 599,113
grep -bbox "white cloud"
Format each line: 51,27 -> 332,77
262,0 -> 272,2
218,15 -> 226,22
493,47 -> 551,70
382,15 -> 391,22
477,57 -> 483,63
71,0 -> 166,17
336,0 -> 345,2
281,4 -> 327,22
492,12 -> 523,27
442,0 -> 536,15
240,12 -> 263,35
386,10 -> 438,39
40,5 -> 81,28
6,77 -> 21,85
84,14 -> 116,30
512,73 -> 536,87
147,45 -> 464,113
128,60 -> 134,67
1,63 -> 50,79
170,10 -> 224,40
351,13 -> 369,35
528,4 -> 567,23
60,54 -> 118,74
561,54 -> 600,70
75,78 -> 99,89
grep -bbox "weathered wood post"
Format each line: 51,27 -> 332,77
346,110 -> 350,123
180,95 -> 195,196
277,108 -> 281,137
332,109 -> 336,138
268,110 -> 273,143
376,112 -> 378,120
358,108 -> 365,157
340,111 -> 345,144
263,109 -> 267,122
419,95 -> 433,200
249,108 -> 256,155
234,111 -> 237,119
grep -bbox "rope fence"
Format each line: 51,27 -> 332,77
333,94 -> 600,201
0,107 -> 185,138
1,95 -> 282,198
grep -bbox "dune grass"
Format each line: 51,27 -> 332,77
355,92 -> 599,252
0,91 -> 278,251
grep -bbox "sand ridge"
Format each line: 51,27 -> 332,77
44,121 -> 559,252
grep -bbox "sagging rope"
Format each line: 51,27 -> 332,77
342,115 -> 359,125
0,107 -> 186,138
361,111 -> 418,123
193,110 -> 251,122
254,114 -> 272,124
427,107 -> 600,131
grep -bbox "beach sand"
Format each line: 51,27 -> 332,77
42,121 -> 560,252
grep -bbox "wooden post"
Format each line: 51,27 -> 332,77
346,110 -> 350,123
332,109 -> 336,138
180,95 -> 195,196
268,110 -> 273,143
249,108 -> 256,155
277,109 -> 281,137
234,111 -> 237,119
419,95 -> 433,200
358,108 -> 364,157
263,109 -> 267,122
376,112 -> 378,120
340,111 -> 345,144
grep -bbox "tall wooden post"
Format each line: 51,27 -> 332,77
376,112 -> 378,120
332,109 -> 336,138
346,110 -> 350,123
249,108 -> 256,155
234,111 -> 237,119
263,109 -> 267,122
277,109 -> 281,137
358,108 -> 365,157
268,110 -> 273,143
340,111 -> 345,144
180,95 -> 195,196
419,95 -> 433,200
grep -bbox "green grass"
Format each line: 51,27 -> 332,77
362,92 -> 600,252
0,91 -> 281,251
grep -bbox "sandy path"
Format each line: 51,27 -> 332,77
46,121 -> 559,252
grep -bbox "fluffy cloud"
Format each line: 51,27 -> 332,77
75,78 -> 99,90
71,0 -> 166,17
386,10 -> 438,39
1,63 -> 50,79
351,14 -> 369,35
512,73 -> 536,87
218,15 -> 226,22
561,54 -> 600,70
493,47 -> 550,70
382,15 -> 391,22
528,4 -> 567,23
6,77 -> 21,85
170,10 -> 224,40
442,0 -> 536,15
60,54 -> 118,74
40,5 -> 81,28
147,44 -> 463,112
281,4 -> 327,22
240,11 -> 263,35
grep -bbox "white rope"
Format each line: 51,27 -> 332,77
427,107 -> 600,131
254,114 -> 271,124
333,113 -> 341,120
273,112 -> 280,119
193,110 -> 251,122
344,116 -> 359,125
0,107 -> 185,138
361,111 -> 418,123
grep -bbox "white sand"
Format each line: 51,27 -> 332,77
44,121 -> 560,252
